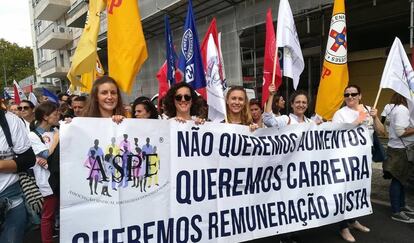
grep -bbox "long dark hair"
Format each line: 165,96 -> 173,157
132,96 -> 158,119
271,93 -> 282,114
82,76 -> 125,117
390,92 -> 407,107
163,82 -> 199,118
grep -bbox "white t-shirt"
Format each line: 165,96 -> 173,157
332,105 -> 374,128
0,112 -> 32,207
262,112 -> 313,128
381,104 -> 395,133
387,105 -> 414,148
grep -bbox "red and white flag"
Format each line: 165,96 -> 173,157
156,61 -> 183,108
13,80 -> 27,105
201,18 -> 226,122
262,9 -> 282,107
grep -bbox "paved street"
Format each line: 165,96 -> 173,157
25,163 -> 414,243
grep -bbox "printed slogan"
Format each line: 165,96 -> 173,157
60,119 -> 372,243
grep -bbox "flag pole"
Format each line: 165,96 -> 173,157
271,46 -> 278,86
373,87 -> 382,109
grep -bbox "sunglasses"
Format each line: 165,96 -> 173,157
17,106 -> 31,111
343,93 -> 359,98
175,94 -> 192,102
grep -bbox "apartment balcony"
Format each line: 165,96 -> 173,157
66,0 -> 88,28
39,57 -> 69,78
38,23 -> 73,50
34,0 -> 71,21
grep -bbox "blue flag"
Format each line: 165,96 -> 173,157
178,0 -> 206,90
42,88 -> 59,104
165,15 -> 177,85
2,89 -> 11,100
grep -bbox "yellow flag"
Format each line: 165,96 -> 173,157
107,0 -> 148,93
80,56 -> 105,93
67,0 -> 106,87
315,0 -> 349,120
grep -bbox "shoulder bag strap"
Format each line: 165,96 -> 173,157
0,110 -> 14,149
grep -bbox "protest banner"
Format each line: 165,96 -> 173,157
61,119 -> 372,243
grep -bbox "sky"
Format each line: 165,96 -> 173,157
0,2 -> 32,47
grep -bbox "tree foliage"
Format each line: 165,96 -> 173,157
0,38 -> 35,90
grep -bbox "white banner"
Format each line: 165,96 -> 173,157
61,119 -> 372,243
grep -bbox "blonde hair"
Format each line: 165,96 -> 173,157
226,86 -> 252,125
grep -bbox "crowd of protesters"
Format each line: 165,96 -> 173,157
1,75 -> 414,243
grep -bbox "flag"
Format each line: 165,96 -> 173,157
200,19 -> 226,122
262,9 -> 282,107
157,62 -> 183,100
107,0 -> 148,93
42,88 -> 59,104
67,0 -> 106,87
13,80 -> 27,105
218,32 -> 227,89
80,56 -> 105,93
379,37 -> 414,122
178,0 -> 206,98
276,0 -> 304,89
165,15 -> 180,85
3,89 -> 11,100
29,92 -> 39,106
315,0 -> 348,120
156,16 -> 183,107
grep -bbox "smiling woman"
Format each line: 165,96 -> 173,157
263,83 -> 313,129
82,76 -> 125,118
163,82 -> 200,123
225,86 -> 252,125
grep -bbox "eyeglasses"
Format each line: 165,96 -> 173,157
343,93 -> 359,98
17,106 -> 31,111
175,94 -> 192,102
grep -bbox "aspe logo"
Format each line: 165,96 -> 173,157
325,13 -> 347,65
83,135 -> 161,197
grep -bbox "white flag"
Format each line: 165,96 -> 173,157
13,80 -> 27,103
276,0 -> 304,89
218,32 -> 227,88
206,34 -> 226,122
379,37 -> 414,123
29,92 -> 39,106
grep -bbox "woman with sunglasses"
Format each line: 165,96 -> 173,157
82,76 -> 125,123
225,86 -> 252,126
263,84 -> 313,128
163,82 -> 203,123
332,84 -> 385,243
19,100 -> 35,131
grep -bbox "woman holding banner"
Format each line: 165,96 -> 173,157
382,93 -> 414,223
164,82 -> 204,124
263,84 -> 313,128
225,86 -> 253,126
332,84 -> 384,242
82,76 -> 125,123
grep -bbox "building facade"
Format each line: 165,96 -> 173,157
30,0 -> 413,113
